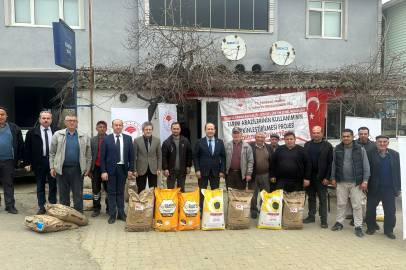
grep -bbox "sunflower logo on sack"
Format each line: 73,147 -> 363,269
266,197 -> 281,212
163,111 -> 175,132
208,196 -> 223,212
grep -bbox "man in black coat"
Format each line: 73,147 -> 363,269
162,122 -> 193,192
303,126 -> 333,228
24,111 -> 60,214
0,106 -> 24,214
365,135 -> 401,239
270,132 -> 312,192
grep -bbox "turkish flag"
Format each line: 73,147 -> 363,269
306,90 -> 329,135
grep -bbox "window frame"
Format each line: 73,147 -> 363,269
306,0 -> 348,40
145,0 -> 274,33
6,0 -> 85,29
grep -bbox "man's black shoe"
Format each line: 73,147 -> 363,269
251,212 -> 258,219
91,209 -> 101,217
355,227 -> 364,237
321,221 -> 328,228
117,214 -> 127,222
108,215 -> 116,224
375,223 -> 380,230
366,229 -> 375,235
350,219 -> 354,226
37,208 -> 46,215
6,206 -> 18,214
385,232 -> 396,239
303,216 -> 315,224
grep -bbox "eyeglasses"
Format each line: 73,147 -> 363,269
65,120 -> 77,123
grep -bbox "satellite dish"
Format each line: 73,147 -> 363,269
270,41 -> 295,66
221,35 -> 247,61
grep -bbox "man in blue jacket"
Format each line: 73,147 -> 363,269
100,119 -> 134,224
193,123 -> 226,213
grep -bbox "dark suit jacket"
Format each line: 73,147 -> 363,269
100,133 -> 134,175
303,139 -> 333,181
366,148 -> 401,197
249,142 -> 273,182
193,137 -> 226,177
23,125 -> 60,175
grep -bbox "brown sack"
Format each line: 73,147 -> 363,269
282,191 -> 306,230
226,188 -> 254,230
45,203 -> 89,226
24,215 -> 79,233
125,187 -> 154,232
124,176 -> 138,202
70,189 -> 94,200
70,199 -> 93,211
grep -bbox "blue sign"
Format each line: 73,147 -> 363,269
53,19 -> 76,70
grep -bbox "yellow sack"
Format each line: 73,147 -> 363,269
201,189 -> 225,230
257,189 -> 283,229
154,188 -> 180,231
178,188 -> 200,231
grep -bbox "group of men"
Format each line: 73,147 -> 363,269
0,105 -> 401,238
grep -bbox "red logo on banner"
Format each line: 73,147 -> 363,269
163,111 -> 175,132
124,121 -> 142,138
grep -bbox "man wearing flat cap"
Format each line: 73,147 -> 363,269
224,127 -> 253,190
270,134 -> 280,153
365,135 -> 401,239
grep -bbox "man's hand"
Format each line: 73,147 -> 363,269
360,182 -> 368,192
50,169 -> 56,178
84,170 -> 90,177
18,160 -> 21,167
134,172 -> 138,177
332,180 -> 337,188
219,173 -> 225,179
164,170 -> 170,178
303,179 -> 310,187
186,167 -> 191,175
195,172 -> 201,179
102,173 -> 108,181
157,170 -> 161,176
127,171 -> 133,178
88,171 -> 93,179
322,179 -> 329,185
246,175 -> 251,182
398,191 -> 402,196
270,178 -> 276,183
24,166 -> 31,172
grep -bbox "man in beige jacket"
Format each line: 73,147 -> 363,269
49,114 -> 91,213
133,121 -> 162,193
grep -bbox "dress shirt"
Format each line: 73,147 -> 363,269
206,136 -> 215,154
40,125 -> 52,156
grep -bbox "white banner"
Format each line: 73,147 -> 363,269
111,107 -> 148,139
397,137 -> 406,240
158,103 -> 177,145
345,117 -> 381,141
219,92 -> 311,144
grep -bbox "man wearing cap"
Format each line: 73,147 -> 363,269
270,134 -> 280,153
88,120 -> 108,217
249,131 -> 274,219
0,106 -> 23,214
24,111 -> 60,214
224,127 -> 253,190
365,135 -> 401,239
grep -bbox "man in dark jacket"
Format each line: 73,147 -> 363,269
24,111 -> 60,214
162,122 -> 193,192
331,129 -> 370,237
0,106 -> 24,214
249,131 -> 274,219
365,135 -> 401,239
303,126 -> 333,228
270,132 -> 311,192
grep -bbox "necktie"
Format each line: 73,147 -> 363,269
116,135 -> 121,163
44,129 -> 49,157
148,139 -> 151,153
209,139 -> 213,155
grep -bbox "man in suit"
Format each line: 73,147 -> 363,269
24,111 -> 60,214
133,121 -> 162,193
249,131 -> 274,219
100,119 -> 134,224
88,120 -> 108,217
193,123 -> 226,213
366,135 -> 401,239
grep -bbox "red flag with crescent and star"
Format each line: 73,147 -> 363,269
306,90 -> 330,135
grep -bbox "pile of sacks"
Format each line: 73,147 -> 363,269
24,203 -> 89,233
70,189 -> 94,211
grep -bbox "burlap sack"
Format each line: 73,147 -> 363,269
226,188 -> 254,230
70,189 -> 94,200
24,215 -> 79,233
125,187 -> 154,232
124,176 -> 138,202
70,199 -> 93,211
282,191 -> 306,230
45,203 -> 89,226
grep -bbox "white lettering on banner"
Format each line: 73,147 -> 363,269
220,92 -> 311,144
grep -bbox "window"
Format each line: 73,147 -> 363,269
7,0 -> 84,29
148,0 -> 271,32
307,0 -> 345,39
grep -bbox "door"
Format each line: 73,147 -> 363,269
200,98 -> 224,140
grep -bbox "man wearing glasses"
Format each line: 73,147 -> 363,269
49,114 -> 91,213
